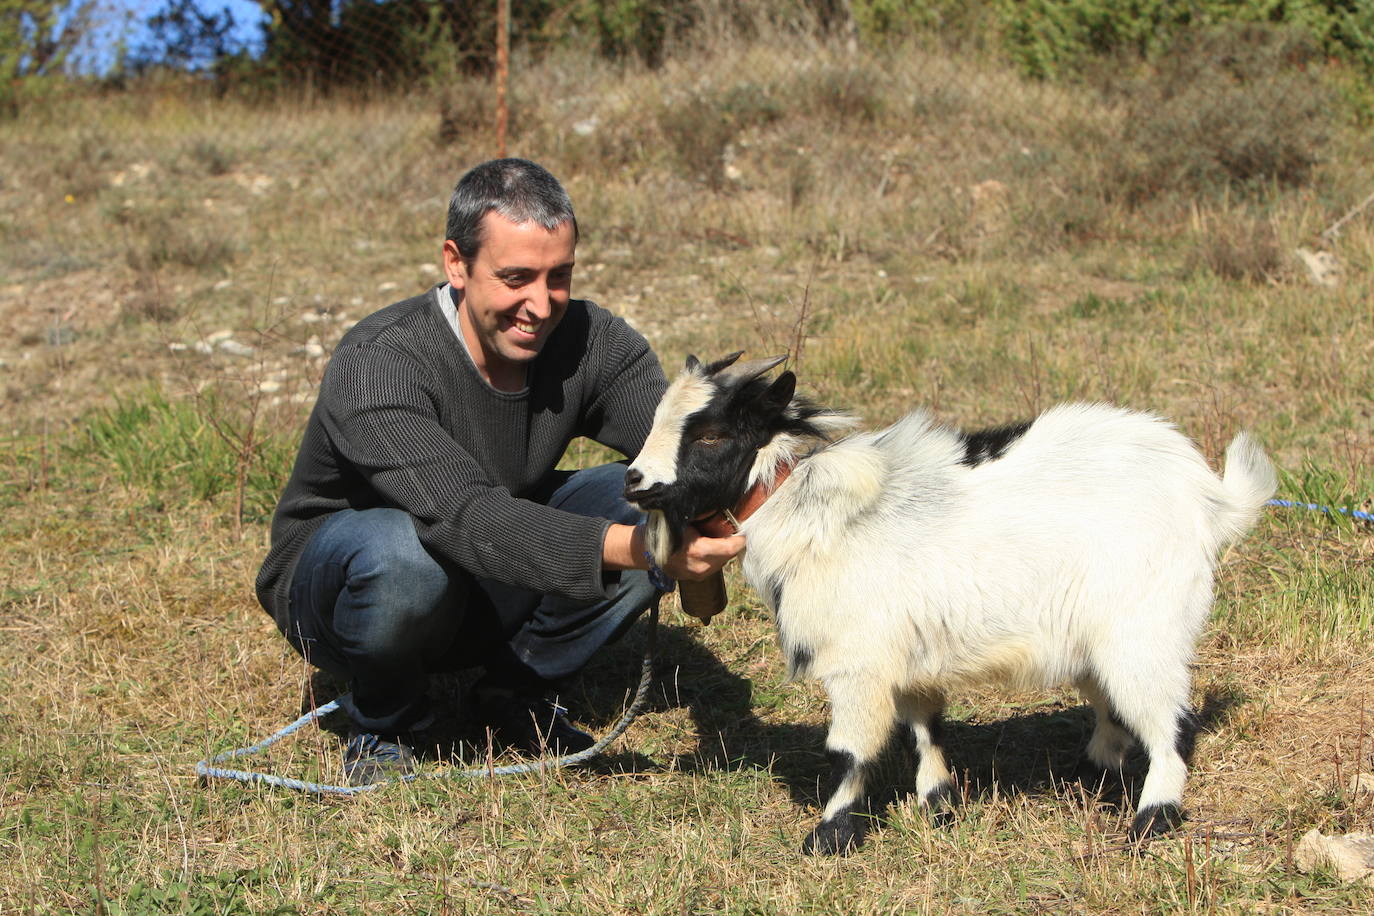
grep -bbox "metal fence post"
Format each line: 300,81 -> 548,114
496,0 -> 510,157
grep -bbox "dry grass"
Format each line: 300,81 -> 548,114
2,25 -> 1373,914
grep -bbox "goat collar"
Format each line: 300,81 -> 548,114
691,462 -> 794,538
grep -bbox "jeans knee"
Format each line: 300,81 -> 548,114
346,515 -> 446,599
364,548 -> 448,604
335,516 -> 457,652
341,575 -> 457,663
554,462 -> 644,526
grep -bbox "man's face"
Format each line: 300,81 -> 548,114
444,212 -> 576,389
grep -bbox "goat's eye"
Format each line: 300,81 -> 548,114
696,433 -> 725,446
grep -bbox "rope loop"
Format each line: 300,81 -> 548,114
197,604 -> 660,795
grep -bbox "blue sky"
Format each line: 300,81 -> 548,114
87,0 -> 268,70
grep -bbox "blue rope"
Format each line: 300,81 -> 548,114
197,605 -> 660,796
1266,498 -> 1373,524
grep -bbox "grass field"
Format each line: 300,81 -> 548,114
2,26 -> 1373,914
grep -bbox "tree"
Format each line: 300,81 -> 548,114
0,0 -> 96,79
254,0 -> 509,87
137,0 -> 243,71
0,0 -> 95,115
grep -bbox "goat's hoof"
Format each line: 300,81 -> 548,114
1127,803 -> 1182,843
802,817 -> 864,855
921,783 -> 959,827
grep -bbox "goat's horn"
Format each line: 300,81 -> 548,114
713,353 -> 788,387
699,350 -> 744,375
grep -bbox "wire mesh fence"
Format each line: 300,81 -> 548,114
4,0 -> 1373,439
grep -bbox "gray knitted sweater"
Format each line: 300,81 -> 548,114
255,285 -> 667,629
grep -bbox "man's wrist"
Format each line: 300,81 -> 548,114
602,522 -> 637,571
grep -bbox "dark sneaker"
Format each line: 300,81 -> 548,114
477,692 -> 596,757
342,732 -> 418,786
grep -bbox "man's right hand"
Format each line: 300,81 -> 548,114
602,522 -> 745,581
662,524 -> 745,581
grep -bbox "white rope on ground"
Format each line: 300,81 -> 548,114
197,604 -> 661,794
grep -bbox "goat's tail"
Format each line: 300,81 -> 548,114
1216,430 -> 1278,546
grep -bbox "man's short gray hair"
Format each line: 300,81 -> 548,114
446,158 -> 578,266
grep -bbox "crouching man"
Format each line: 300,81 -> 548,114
255,158 -> 743,785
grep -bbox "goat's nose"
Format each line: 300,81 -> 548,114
625,467 -> 643,489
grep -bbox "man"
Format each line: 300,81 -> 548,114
256,158 -> 742,785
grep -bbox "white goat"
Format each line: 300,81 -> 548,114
624,352 -> 1276,854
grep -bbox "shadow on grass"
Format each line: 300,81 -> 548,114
573,621 -> 1246,835
567,616 -> 822,778
299,615 -> 1241,839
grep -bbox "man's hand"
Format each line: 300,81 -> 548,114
602,522 -> 745,581
662,524 -> 745,581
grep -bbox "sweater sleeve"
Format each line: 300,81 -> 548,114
578,314 -> 668,457
318,342 -> 615,602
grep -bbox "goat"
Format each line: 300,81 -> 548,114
624,351 -> 1276,854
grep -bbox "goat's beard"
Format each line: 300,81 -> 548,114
643,509 -> 679,569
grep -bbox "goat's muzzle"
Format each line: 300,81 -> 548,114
623,476 -> 667,509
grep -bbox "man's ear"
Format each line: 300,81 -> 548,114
442,239 -> 469,289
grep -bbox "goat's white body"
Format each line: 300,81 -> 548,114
738,402 -> 1274,827
745,403 -> 1258,690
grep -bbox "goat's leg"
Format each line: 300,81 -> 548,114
1094,664 -> 1191,841
896,690 -> 956,818
1074,676 -> 1135,789
803,673 -> 894,855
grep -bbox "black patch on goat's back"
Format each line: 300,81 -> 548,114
959,420 -> 1032,467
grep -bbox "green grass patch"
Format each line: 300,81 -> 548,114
76,387 -> 291,523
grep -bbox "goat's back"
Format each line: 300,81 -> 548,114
741,402 -> 1271,689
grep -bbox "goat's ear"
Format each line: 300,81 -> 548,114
684,354 -> 701,372
761,371 -> 796,414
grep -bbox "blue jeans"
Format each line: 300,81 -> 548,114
284,462 -> 660,735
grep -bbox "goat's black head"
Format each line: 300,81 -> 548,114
625,351 -> 808,564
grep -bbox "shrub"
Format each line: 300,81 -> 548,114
185,137 -> 235,176
657,80 -> 783,187
796,59 -> 886,123
999,0 -> 1374,82
571,0 -> 696,67
1188,212 -> 1286,283
851,0 -> 982,42
1103,24 -> 1332,204
115,200 -> 239,272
